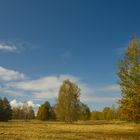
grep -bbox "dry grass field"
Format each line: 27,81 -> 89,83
0,120 -> 140,140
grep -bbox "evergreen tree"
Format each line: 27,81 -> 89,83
0,97 -> 12,121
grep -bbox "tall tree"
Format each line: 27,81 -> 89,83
56,80 -> 81,122
118,38 -> 140,121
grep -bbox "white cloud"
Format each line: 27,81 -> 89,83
10,99 -> 23,108
0,66 -> 26,81
27,100 -> 40,108
0,43 -> 17,52
100,84 -> 120,92
0,40 -> 37,53
27,101 -> 35,107
81,96 -> 120,103
10,99 -> 40,109
8,75 -> 79,99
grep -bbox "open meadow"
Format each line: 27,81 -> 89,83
0,121 -> 140,140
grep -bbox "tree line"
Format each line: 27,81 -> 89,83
12,102 -> 35,120
0,38 -> 140,122
0,95 -> 124,122
0,98 -> 35,121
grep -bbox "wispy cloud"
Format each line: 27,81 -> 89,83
7,75 -> 80,99
99,84 -> 120,92
0,66 -> 26,81
81,96 -> 119,103
9,75 -> 77,91
80,84 -> 120,104
0,43 -> 17,53
0,40 -> 36,53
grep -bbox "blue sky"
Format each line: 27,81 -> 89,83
0,0 -> 140,110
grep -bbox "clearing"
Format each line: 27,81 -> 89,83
0,120 -> 140,140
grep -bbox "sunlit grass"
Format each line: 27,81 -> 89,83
0,120 -> 140,140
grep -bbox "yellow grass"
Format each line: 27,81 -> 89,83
0,120 -> 140,140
